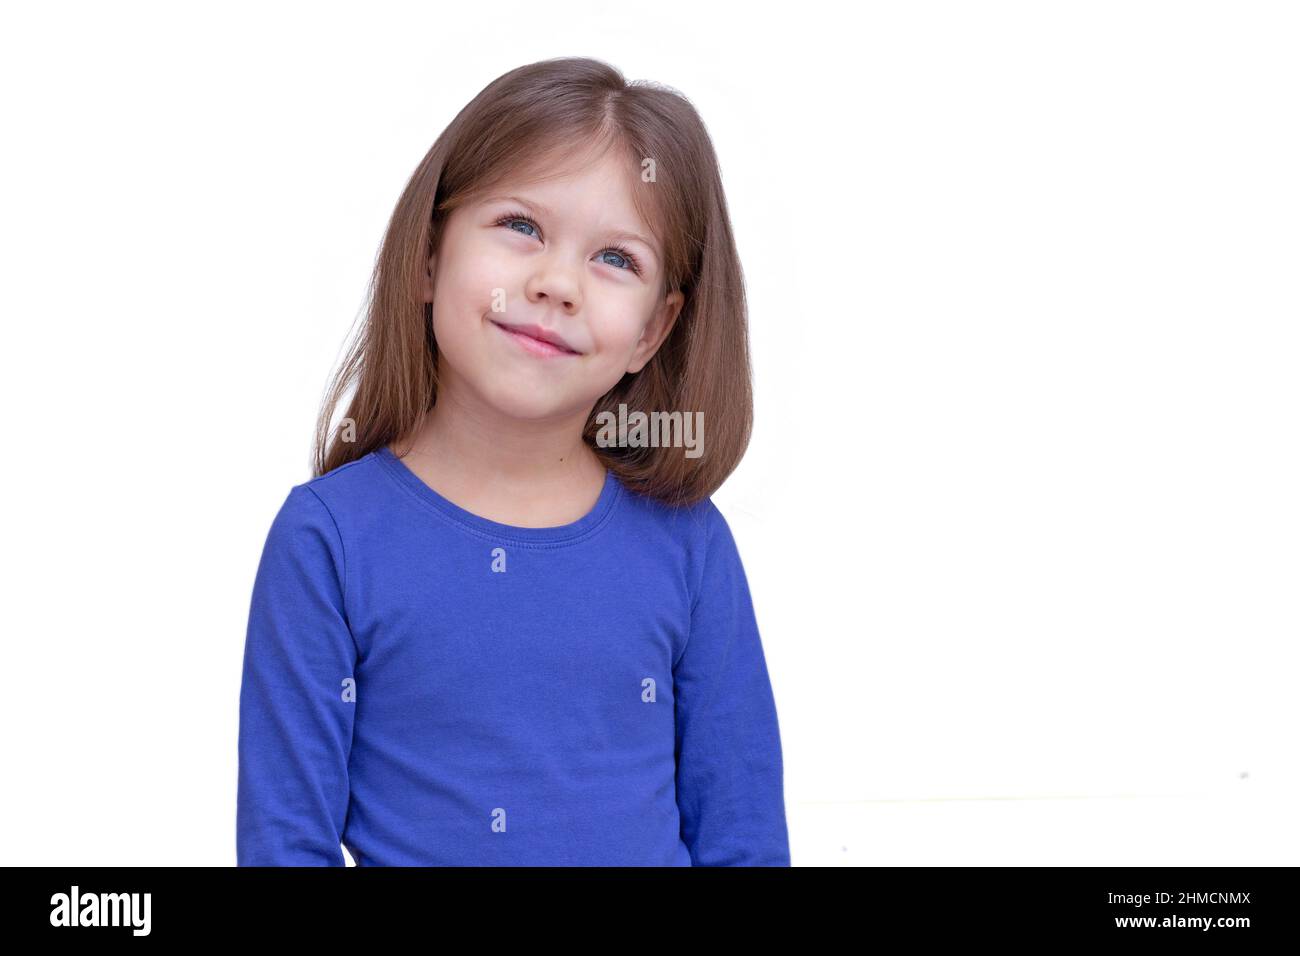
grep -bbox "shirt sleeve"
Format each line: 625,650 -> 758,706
674,501 -> 791,866
237,484 -> 358,866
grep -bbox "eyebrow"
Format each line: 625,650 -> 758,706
486,194 -> 659,261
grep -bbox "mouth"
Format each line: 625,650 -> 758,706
489,320 -> 582,357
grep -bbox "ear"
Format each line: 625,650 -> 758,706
420,251 -> 437,303
626,289 -> 685,374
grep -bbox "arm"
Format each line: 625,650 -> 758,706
674,501 -> 791,865
237,485 -> 358,865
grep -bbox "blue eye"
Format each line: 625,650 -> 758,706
503,217 -> 538,239
494,210 -> 644,276
599,250 -> 633,271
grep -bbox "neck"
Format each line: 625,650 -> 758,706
396,369 -> 605,505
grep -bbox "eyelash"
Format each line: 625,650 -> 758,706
494,210 -> 644,276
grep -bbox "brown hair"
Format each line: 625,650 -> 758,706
312,56 -> 752,507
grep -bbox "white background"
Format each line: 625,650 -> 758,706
1,0 -> 1295,865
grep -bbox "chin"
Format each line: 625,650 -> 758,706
479,380 -> 575,421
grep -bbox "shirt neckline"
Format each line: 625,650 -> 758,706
373,444 -> 623,547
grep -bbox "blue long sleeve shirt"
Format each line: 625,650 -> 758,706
236,445 -> 790,866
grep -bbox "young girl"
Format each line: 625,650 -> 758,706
236,56 -> 790,866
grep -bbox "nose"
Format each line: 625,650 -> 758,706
523,251 -> 581,313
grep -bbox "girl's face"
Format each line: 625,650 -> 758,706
421,148 -> 684,423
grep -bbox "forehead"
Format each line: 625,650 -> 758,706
470,145 -> 663,247
488,155 -> 636,213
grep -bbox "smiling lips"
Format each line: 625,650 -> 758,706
490,320 -> 581,357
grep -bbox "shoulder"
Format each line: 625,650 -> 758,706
262,449 -> 389,552
612,479 -> 726,550
297,448 -> 389,515
260,448 -> 394,543
263,483 -> 343,560
617,487 -> 744,598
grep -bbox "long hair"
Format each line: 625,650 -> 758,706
312,56 -> 753,507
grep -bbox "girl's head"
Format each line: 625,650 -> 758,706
421,135 -> 684,434
315,56 -> 752,506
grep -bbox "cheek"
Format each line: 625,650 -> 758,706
588,303 -> 651,357
447,264 -> 500,315
430,257 -> 500,339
